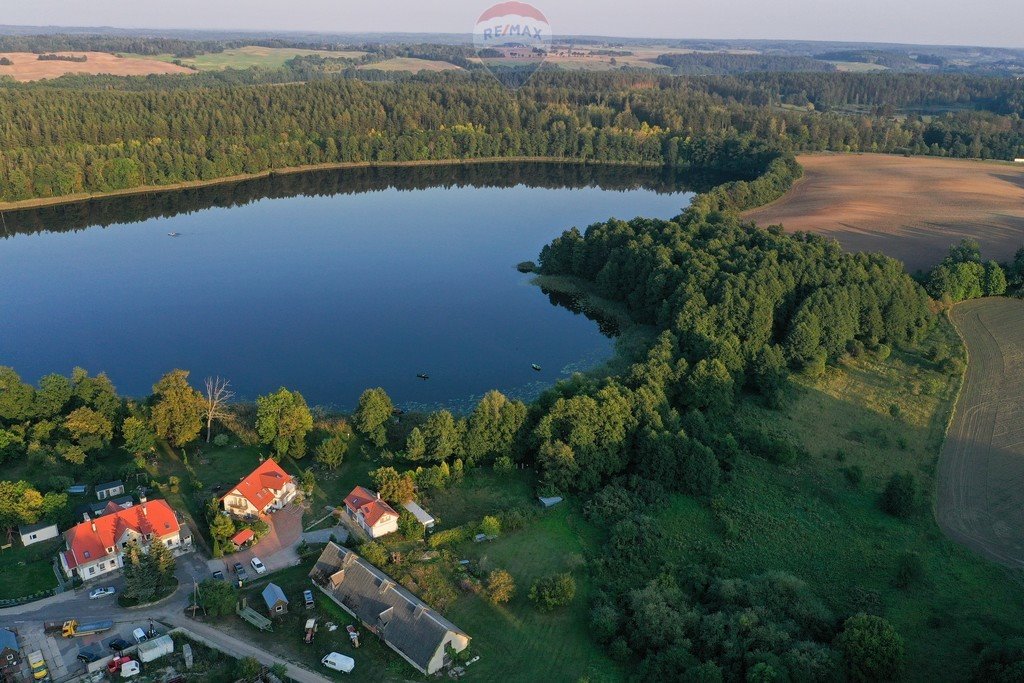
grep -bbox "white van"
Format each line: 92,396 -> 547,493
321,652 -> 355,673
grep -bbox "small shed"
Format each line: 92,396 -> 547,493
18,522 -> 59,546
67,484 -> 87,495
261,582 -> 289,616
95,480 -> 125,500
538,495 -> 563,509
230,528 -> 255,548
402,501 -> 435,530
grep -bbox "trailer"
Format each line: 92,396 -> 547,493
137,635 -> 173,663
61,619 -> 114,638
304,618 -> 317,644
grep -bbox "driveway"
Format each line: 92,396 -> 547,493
302,525 -> 349,545
221,505 -> 304,574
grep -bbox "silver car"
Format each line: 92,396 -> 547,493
88,586 -> 116,599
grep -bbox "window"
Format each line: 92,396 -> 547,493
88,567 -> 95,575
29,533 -> 37,540
99,562 -> 105,570
83,551 -> 91,559
276,605 -> 283,613
166,540 -> 173,547
122,542 -> 128,549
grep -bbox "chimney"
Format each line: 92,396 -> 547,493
375,491 -> 381,501
82,513 -> 91,523
90,519 -> 97,532
139,494 -> 147,505
142,503 -> 148,517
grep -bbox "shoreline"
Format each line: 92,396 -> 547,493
0,157 -> 663,213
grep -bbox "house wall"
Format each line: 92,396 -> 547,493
20,525 -> 58,546
65,531 -> 182,580
426,632 -> 470,674
222,492 -> 258,516
97,485 -> 125,500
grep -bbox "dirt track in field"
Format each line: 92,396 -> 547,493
936,297 -> 1024,567
0,52 -> 192,81
743,154 -> 1024,272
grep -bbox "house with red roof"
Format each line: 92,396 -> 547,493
221,459 -> 297,518
58,498 -> 189,581
343,486 -> 399,538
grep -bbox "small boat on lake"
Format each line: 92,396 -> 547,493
532,364 -> 542,371
416,373 -> 430,380
167,232 -> 181,237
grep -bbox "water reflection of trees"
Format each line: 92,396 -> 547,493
1,162 -> 703,238
540,286 -> 621,338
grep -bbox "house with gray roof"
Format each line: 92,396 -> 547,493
261,582 -> 289,617
310,542 -> 469,675
0,627 -> 20,676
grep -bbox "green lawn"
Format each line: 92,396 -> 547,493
423,468 -> 536,528
655,318 -> 1024,681
446,504 -> 622,682
0,538 -> 61,601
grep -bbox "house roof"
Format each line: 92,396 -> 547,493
19,521 -> 57,536
344,486 -> 398,528
309,543 -> 468,673
223,459 -> 293,512
231,529 -> 255,546
96,480 -> 124,491
261,582 -> 288,609
401,501 -> 435,526
0,628 -> 17,653
62,499 -> 179,570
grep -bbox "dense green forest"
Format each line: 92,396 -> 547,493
655,52 -> 836,74
2,70 -> 1024,202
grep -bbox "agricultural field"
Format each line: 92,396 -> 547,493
145,46 -> 367,71
743,153 -> 1024,271
658,318 -> 1024,681
357,57 -> 461,73
0,51 -> 192,81
937,297 -> 1024,567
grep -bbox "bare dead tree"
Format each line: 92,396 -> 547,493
203,376 -> 235,443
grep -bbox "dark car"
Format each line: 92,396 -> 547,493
77,649 -> 102,663
107,638 -> 131,653
212,570 -> 225,580
233,562 -> 244,573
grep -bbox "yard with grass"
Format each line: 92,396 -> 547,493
655,317 -> 1024,681
0,538 -> 61,601
129,46 -> 366,71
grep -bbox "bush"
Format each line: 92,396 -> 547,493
529,572 -> 577,611
428,524 -> 471,548
836,613 -> 904,682
479,515 -> 501,538
398,508 -> 423,540
486,569 -> 515,604
213,433 -> 230,447
359,540 -> 389,567
875,344 -> 892,361
880,472 -> 917,518
895,551 -> 925,589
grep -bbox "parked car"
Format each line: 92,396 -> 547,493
132,628 -> 148,644
120,660 -> 141,678
250,557 -> 267,575
321,652 -> 355,673
233,562 -> 244,573
212,570 -> 224,580
107,656 -> 133,673
89,586 -> 116,599
107,638 -> 132,653
303,589 -> 314,609
77,649 -> 103,663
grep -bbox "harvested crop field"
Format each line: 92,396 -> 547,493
743,153 -> 1024,271
937,297 -> 1024,567
0,51 -> 193,81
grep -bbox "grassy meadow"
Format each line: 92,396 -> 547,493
130,46 -> 366,71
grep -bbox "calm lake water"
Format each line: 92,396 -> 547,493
0,163 -> 693,411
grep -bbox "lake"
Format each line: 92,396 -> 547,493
0,163 -> 694,411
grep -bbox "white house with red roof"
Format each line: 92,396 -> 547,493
343,486 -> 399,538
58,498 -> 188,580
220,459 -> 298,518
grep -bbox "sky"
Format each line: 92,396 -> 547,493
6,0 -> 1024,48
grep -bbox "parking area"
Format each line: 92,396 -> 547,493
216,505 -> 304,579
14,617 -> 163,682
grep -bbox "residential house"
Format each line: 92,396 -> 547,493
58,499 -> 191,581
18,522 -> 58,547
261,583 -> 289,617
220,459 -> 297,517
76,495 -> 134,521
402,501 -> 435,530
0,628 -> 20,678
310,543 -> 470,675
343,486 -> 399,538
95,480 -> 125,500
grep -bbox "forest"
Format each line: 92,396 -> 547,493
2,70 -> 1024,202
